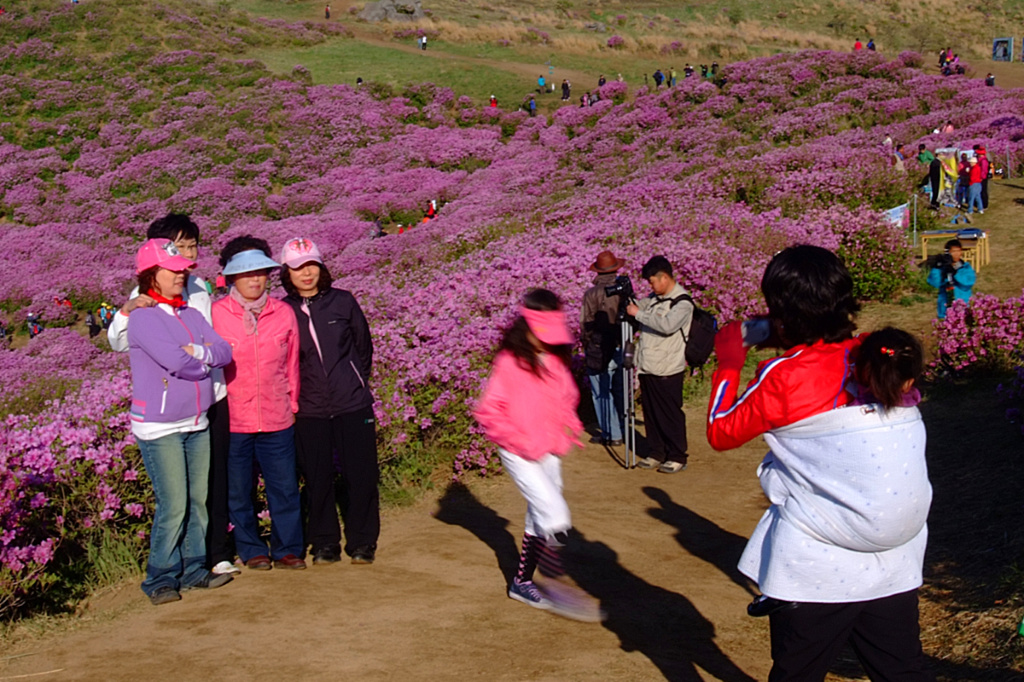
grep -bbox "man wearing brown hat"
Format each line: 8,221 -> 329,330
580,250 -> 627,446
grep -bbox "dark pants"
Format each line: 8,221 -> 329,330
768,589 -> 934,682
294,406 -> 380,556
205,398 -> 235,566
981,177 -> 989,208
228,427 -> 303,561
638,372 -> 687,464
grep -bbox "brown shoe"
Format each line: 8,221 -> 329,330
246,555 -> 272,571
273,554 -> 307,570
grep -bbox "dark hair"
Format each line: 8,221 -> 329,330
944,239 -> 962,250
138,266 -> 159,295
641,255 -> 673,280
281,262 -> 334,297
219,235 -> 272,268
498,288 -> 572,377
856,327 -> 923,409
148,213 -> 200,242
761,245 -> 859,347
918,143 -> 926,151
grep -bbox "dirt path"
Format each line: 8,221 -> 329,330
0,433 -> 774,681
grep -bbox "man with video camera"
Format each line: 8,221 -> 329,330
625,256 -> 693,474
581,251 -> 629,446
926,238 -> 976,319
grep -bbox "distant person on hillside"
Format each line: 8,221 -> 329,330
86,310 -> 100,338
854,39 -> 863,51
537,75 -> 545,94
528,95 -> 536,117
711,62 -> 719,76
926,156 -> 942,208
928,239 -> 976,319
957,153 -> 970,207
669,67 -> 677,86
700,64 -> 709,78
684,63 -> 694,78
985,73 -> 996,86
941,120 -> 954,134
489,95 -> 497,108
598,74 -> 606,87
421,35 -> 428,50
893,144 -> 906,172
867,38 -> 876,51
966,156 -> 984,214
356,77 -> 363,87
27,312 -> 42,338
475,289 -> 602,623
975,145 -> 991,209
916,143 -> 934,165
707,245 -> 933,682
938,48 -> 947,66
561,79 -> 570,101
616,72 -> 624,82
652,69 -> 664,87
324,4 -> 329,19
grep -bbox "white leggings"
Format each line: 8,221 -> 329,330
499,448 -> 571,539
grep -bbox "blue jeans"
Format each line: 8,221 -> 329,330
587,353 -> 625,442
967,183 -> 983,213
137,428 -> 211,595
228,427 -> 303,561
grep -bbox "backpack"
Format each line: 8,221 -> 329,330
670,294 -> 718,368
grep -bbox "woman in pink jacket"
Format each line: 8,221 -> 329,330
212,236 -> 305,571
474,289 -> 600,622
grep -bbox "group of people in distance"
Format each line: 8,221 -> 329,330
481,245 -> 934,679
113,214 -> 378,606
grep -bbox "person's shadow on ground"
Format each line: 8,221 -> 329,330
433,481 -> 520,584
567,530 -> 757,682
643,486 -> 758,598
433,482 -> 755,682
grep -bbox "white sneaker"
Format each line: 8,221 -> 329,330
212,560 -> 241,575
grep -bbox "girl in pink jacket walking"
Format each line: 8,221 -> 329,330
474,289 -> 601,622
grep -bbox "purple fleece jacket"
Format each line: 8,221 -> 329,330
128,305 -> 232,425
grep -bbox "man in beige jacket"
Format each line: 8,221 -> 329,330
625,256 -> 693,473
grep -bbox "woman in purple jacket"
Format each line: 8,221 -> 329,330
127,238 -> 233,605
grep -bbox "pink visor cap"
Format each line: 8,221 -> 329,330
135,238 -> 196,274
280,237 -> 324,269
521,306 -> 574,346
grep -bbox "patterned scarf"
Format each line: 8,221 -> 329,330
229,286 -> 268,335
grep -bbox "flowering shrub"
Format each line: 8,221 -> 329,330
523,27 -> 550,45
5,2 -> 1024,614
1,331 -> 145,617
930,292 -> 1024,376
661,41 -> 685,56
607,35 -> 625,49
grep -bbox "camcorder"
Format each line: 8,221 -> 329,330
604,274 -> 636,324
604,274 -> 635,301
935,252 -> 956,278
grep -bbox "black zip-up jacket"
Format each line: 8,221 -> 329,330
284,288 -> 373,418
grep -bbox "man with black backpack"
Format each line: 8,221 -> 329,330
626,256 -> 693,474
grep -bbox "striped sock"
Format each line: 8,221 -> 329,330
515,533 -> 541,583
538,534 -> 566,579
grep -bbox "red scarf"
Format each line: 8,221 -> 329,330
147,289 -> 186,308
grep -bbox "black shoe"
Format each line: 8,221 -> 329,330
607,439 -> 624,447
148,585 -> 182,606
747,595 -> 798,618
182,571 -> 233,591
313,546 -> 342,565
350,545 -> 376,564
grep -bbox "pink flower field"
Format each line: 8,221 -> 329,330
3,0 -> 1024,616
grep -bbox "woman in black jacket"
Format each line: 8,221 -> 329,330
280,237 -> 379,565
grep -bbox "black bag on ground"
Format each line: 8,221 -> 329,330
671,294 -> 718,368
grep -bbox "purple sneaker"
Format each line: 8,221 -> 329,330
508,579 -> 550,610
537,580 -> 607,623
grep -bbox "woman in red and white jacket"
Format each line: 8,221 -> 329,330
707,245 -> 932,682
212,236 -> 305,571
